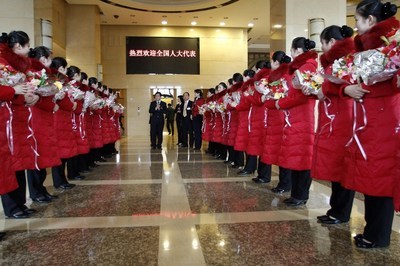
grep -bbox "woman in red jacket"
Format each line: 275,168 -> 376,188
0,31 -> 39,219
202,88 -> 216,153
258,51 -> 292,189
225,73 -> 243,165
211,82 -> 228,159
304,26 -> 355,225
343,0 -> 399,248
232,69 -> 255,169
26,46 -> 62,203
274,38 -> 318,206
50,57 -> 80,189
238,61 -> 270,176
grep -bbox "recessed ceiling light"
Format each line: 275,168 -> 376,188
161,20 -> 168,25
273,24 -> 282,29
248,23 -> 254,27
191,21 -> 197,26
304,29 -> 308,32
220,22 -> 225,26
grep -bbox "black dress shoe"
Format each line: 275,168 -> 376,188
0,232 -> 5,241
70,175 -> 85,180
8,211 -> 29,219
252,177 -> 271,183
272,187 -> 290,194
97,157 -> 107,162
223,160 -> 231,164
56,183 -> 75,190
237,170 -> 254,176
231,164 -> 239,169
317,214 -> 329,221
80,169 -> 91,174
354,235 -> 380,249
318,216 -> 346,224
23,208 -> 37,215
45,193 -> 58,200
32,196 -> 51,203
285,198 -> 307,206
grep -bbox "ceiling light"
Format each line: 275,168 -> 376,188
220,22 -> 225,26
248,23 -> 254,27
161,20 -> 168,25
191,21 -> 197,26
273,24 -> 282,29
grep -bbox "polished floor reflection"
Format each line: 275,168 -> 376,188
1,135 -> 400,265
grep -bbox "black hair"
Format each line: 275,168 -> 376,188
109,88 -> 113,93
194,89 -> 203,97
232,73 -> 244,83
168,103 -> 172,107
219,82 -> 227,90
255,60 -> 270,70
28,46 -> 51,59
98,82 -> 102,88
208,88 -> 215,94
228,78 -> 233,86
272,51 -> 292,64
243,69 -> 256,78
178,95 -> 184,102
66,66 -> 81,79
291,37 -> 316,52
154,92 -> 162,97
356,0 -> 397,22
50,57 -> 67,70
183,92 -> 190,97
0,31 -> 29,48
320,25 -> 354,42
103,85 -> 108,90
88,77 -> 98,87
81,72 -> 88,81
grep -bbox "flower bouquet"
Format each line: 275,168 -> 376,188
198,104 -> 206,115
207,101 -> 216,112
106,93 -> 116,107
268,79 -> 289,100
254,78 -> 271,95
27,69 -> 63,96
231,91 -> 241,104
292,70 -> 324,95
216,101 -> 225,113
91,97 -> 106,109
83,91 -> 96,110
0,64 -> 26,86
65,80 -> 85,100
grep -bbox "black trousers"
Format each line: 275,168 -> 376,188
182,116 -> 193,147
27,169 -> 49,199
150,118 -> 164,148
78,153 -> 89,172
327,182 -> 355,221
52,158 -> 69,188
176,118 -> 183,144
207,142 -> 217,154
1,170 -> 26,216
363,195 -> 394,247
244,155 -> 257,172
290,170 -> 312,200
234,150 -> 244,167
276,167 -> 292,190
166,119 -> 174,135
227,146 -> 234,162
193,115 -> 203,149
257,162 -> 271,181
216,143 -> 227,160
67,156 -> 80,179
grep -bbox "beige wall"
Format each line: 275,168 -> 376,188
285,0 -> 346,53
101,26 -> 248,136
66,5 -> 101,78
0,0 -> 35,44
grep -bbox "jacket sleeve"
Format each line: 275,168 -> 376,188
0,85 -> 15,101
35,96 -> 55,112
11,94 -> 26,105
264,99 -> 277,109
235,95 -> 251,111
73,100 -> 83,114
57,97 -> 74,111
149,102 -> 155,113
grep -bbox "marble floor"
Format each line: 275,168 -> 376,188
1,135 -> 400,265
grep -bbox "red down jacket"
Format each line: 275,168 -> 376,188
276,51 -> 317,170
28,59 -> 61,169
0,85 -> 18,194
226,82 -> 242,147
234,79 -> 253,152
260,63 -> 289,165
340,17 -> 400,211
202,95 -> 214,142
211,90 -> 226,144
245,68 -> 270,156
311,38 -> 353,182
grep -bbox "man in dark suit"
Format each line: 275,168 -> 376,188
180,92 -> 194,148
149,92 -> 167,149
